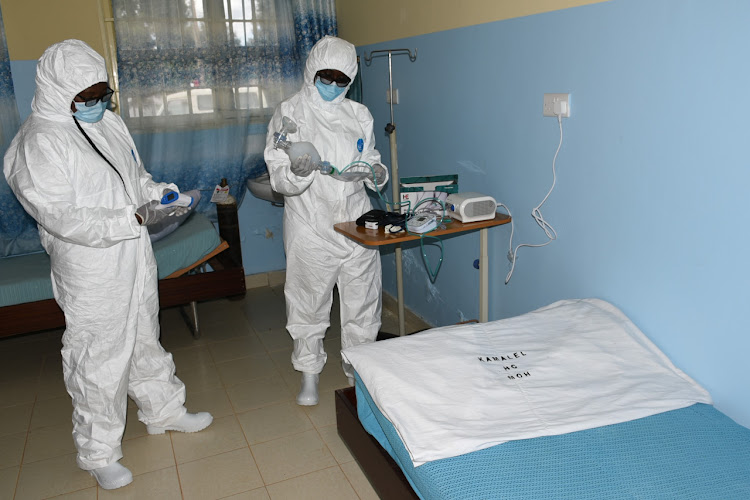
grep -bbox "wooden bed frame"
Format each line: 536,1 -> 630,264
336,386 -> 418,500
0,238 -> 246,339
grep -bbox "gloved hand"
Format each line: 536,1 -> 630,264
372,163 -> 387,185
160,188 -> 192,217
135,200 -> 177,226
291,154 -> 314,177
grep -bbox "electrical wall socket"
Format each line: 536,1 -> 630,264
386,88 -> 399,104
543,93 -> 570,117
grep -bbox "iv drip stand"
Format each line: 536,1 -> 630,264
364,48 -> 417,336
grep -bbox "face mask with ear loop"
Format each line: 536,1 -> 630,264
73,100 -> 108,123
315,78 -> 347,102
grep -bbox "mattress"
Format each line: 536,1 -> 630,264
0,212 -> 222,307
355,372 -> 750,500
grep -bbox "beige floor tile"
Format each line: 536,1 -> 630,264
14,453 -> 95,499
0,432 -> 26,469
237,402 -> 313,445
0,377 -> 38,409
0,353 -> 43,381
36,372 -> 69,401
316,424 -> 354,465
51,486 -> 98,499
122,406 -> 148,441
177,362 -> 224,394
178,448 -> 263,500
265,466 -> 358,500
0,403 -> 33,438
172,344 -> 215,371
217,355 -> 279,387
302,390 -> 337,429
99,466 -> 182,499
30,395 -> 71,430
23,422 -> 76,464
242,294 -> 286,332
119,433 -> 175,476
340,461 -> 380,500
171,414 -> 247,464
251,429 -> 336,485
196,298 -> 247,327
255,328 -> 293,353
185,387 -> 234,418
221,487 -> 271,499
268,350 -> 299,388
208,335 -> 268,364
226,376 -> 293,413
0,466 -> 19,500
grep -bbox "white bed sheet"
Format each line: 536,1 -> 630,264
342,298 -> 712,466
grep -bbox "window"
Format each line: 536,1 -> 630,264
111,0 -> 291,129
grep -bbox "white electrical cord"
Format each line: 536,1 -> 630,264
500,112 -> 565,284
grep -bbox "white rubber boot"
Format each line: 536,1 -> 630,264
90,461 -> 133,490
297,372 -> 320,406
347,376 -> 355,387
147,411 -> 213,435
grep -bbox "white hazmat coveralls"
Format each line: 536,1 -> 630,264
3,40 -> 186,470
264,36 -> 389,376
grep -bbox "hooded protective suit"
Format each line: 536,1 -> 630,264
3,40 -> 186,470
264,36 -> 388,376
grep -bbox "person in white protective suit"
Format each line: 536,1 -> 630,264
264,36 -> 389,406
3,40 -> 213,490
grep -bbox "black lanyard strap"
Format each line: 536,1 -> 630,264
74,116 -> 132,202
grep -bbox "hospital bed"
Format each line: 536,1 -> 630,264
0,211 -> 246,339
336,299 -> 750,500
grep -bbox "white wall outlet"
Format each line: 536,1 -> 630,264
386,88 -> 399,104
543,93 -> 570,117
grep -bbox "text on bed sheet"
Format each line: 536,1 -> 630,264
478,352 -> 530,379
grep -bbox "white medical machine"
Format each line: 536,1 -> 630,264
446,193 -> 498,223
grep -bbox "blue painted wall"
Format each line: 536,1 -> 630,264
358,0 -> 750,427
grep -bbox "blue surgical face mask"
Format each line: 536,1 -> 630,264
73,100 -> 107,123
315,78 -> 347,102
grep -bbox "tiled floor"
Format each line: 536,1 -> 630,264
0,284 -> 428,499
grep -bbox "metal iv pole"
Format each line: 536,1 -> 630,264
364,48 -> 417,336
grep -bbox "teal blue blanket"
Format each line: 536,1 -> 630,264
355,373 -> 750,500
0,212 -> 221,307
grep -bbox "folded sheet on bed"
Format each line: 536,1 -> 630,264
342,298 -> 712,466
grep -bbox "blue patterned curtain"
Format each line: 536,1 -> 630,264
0,9 -> 29,257
112,0 -> 336,217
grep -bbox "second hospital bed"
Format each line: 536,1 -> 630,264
337,298 -> 750,500
0,211 -> 246,339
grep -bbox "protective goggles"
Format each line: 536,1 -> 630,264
317,75 -> 350,88
76,87 -> 114,107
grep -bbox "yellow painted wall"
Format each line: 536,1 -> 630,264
1,0 -> 107,61
336,0 -> 610,46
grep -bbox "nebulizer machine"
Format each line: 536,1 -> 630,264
273,116 -> 375,182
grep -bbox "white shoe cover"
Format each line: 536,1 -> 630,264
90,461 -> 133,490
297,373 -> 319,406
146,411 -> 213,435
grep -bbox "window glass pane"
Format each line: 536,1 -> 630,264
126,97 -> 140,118
261,87 -> 282,109
232,22 -> 245,46
181,0 -> 204,18
243,0 -> 254,20
141,93 -> 166,117
192,89 -> 215,113
230,0 -> 244,19
234,86 -> 260,109
166,91 -> 190,115
254,0 -> 266,18
245,22 -> 255,45
182,20 -> 207,48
